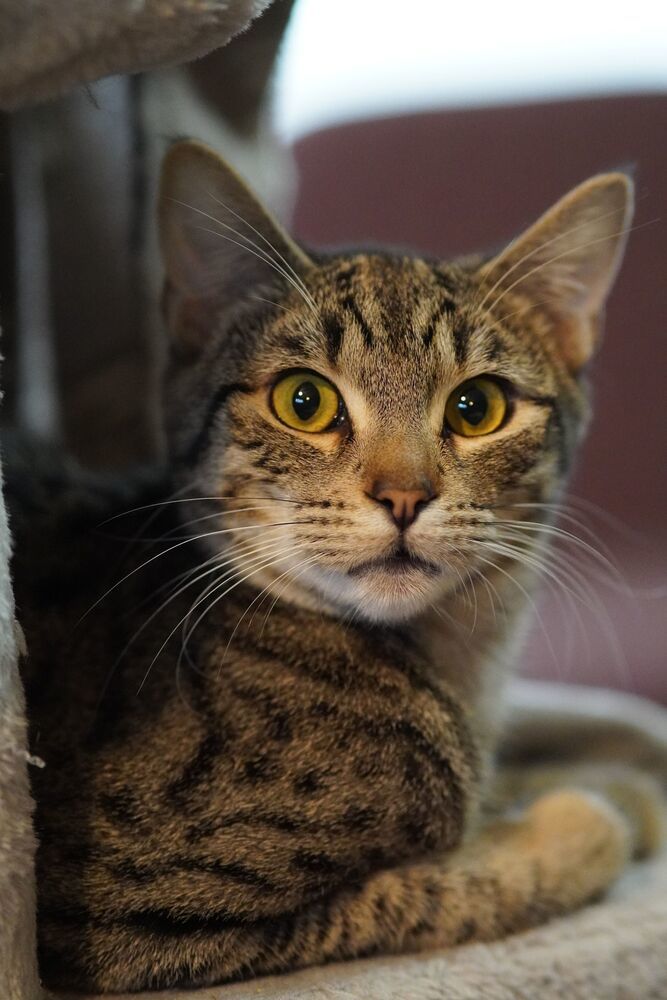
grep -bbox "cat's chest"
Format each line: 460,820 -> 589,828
107,608 -> 481,864
34,601 -> 481,916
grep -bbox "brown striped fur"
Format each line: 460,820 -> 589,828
7,144 -> 662,992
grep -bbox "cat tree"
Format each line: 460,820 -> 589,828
0,4 -> 280,997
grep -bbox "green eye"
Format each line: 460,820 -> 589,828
445,377 -> 507,437
271,372 -> 342,433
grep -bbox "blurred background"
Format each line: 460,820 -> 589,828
274,0 -> 667,141
1,0 -> 665,701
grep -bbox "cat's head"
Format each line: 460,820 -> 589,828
158,141 -> 632,624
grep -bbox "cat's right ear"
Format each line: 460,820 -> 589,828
159,140 -> 312,356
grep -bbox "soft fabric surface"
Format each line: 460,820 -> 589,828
2,7 -> 283,999
67,682 -> 667,1000
87,864 -> 667,1000
0,456 -> 40,1000
0,0 -> 272,110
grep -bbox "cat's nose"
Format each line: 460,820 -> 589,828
370,481 -> 436,530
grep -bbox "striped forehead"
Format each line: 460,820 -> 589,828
296,255 -> 507,385
264,252 -> 553,419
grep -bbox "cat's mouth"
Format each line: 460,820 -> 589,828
348,547 -> 440,578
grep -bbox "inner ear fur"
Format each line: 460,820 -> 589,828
158,140 -> 313,354
478,173 -> 634,372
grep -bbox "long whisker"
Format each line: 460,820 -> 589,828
121,533 -> 292,655
172,197 -> 318,317
199,221 -> 319,316
474,550 -> 560,671
479,532 -> 629,681
482,219 -> 654,321
156,543 -> 296,686
91,534 -> 293,710
141,544 -> 305,694
491,519 -> 627,591
207,191 -> 319,314
479,537 -> 595,612
179,541 -> 309,659
258,557 -> 320,637
476,202 -> 635,315
217,553 -> 318,668
99,494 -> 302,525
77,520 -> 311,625
153,506 -> 281,541
504,497 -> 652,551
248,293 -> 323,344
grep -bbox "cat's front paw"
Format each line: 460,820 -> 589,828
517,788 -> 632,905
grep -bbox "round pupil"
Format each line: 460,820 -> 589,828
292,381 -> 321,421
456,385 -> 488,426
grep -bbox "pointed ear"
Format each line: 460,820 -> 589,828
158,140 -> 313,354
478,173 -> 634,371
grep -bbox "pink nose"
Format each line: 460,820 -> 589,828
370,483 -> 435,530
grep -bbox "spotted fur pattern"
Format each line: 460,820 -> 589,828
8,145 -> 657,992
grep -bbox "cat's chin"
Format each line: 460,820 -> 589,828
305,562 -> 450,625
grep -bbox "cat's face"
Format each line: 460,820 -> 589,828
159,144 -> 632,624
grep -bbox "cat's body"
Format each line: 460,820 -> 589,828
11,469 -> 479,988
7,146 -> 661,991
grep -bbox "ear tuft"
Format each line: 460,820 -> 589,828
479,173 -> 634,371
158,140 -> 312,352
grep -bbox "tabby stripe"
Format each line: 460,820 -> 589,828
119,907 -> 246,935
182,382 -> 251,466
187,802 -> 378,843
99,788 -> 144,827
324,314 -> 345,363
423,298 -> 456,348
165,730 -> 227,807
525,393 -> 557,408
335,264 -> 357,287
185,715 -> 466,841
110,856 -> 279,892
40,903 -> 247,934
483,332 -> 504,362
342,295 -> 374,348
431,267 -> 459,296
291,849 -> 347,877
545,398 -> 570,474
450,314 -> 469,366
41,903 -> 323,945
178,857 -> 279,891
238,628 -> 459,712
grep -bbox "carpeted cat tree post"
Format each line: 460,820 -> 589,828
0,4 -> 287,997
0,476 -> 39,1000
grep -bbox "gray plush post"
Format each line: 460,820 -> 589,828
0,5 -> 285,995
0,455 -> 41,1000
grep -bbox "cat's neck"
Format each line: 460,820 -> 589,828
247,555 -> 539,750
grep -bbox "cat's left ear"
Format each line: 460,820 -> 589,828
159,140 -> 313,354
478,173 -> 634,372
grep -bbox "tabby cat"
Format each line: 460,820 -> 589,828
7,143 -> 661,992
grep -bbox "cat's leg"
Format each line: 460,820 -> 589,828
230,786 -> 644,978
487,763 -> 665,858
63,781 -> 656,990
